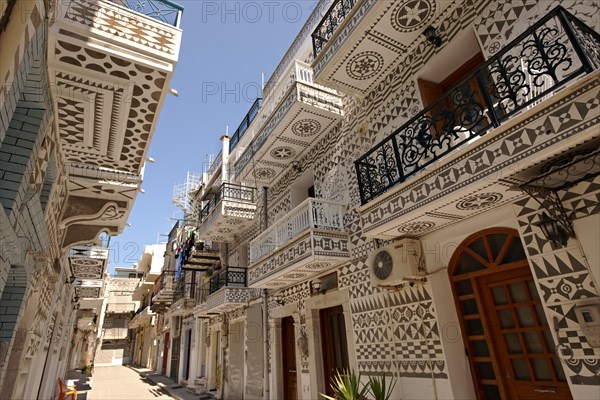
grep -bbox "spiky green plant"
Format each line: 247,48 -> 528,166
321,369 -> 369,400
367,375 -> 397,400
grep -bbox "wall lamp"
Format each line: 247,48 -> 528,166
291,160 -> 302,173
423,26 -> 442,47
311,278 -> 325,295
536,212 -> 571,247
272,295 -> 285,306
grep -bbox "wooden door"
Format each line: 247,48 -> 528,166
282,316 -> 298,400
321,306 -> 350,397
450,228 -> 571,400
162,331 -> 169,375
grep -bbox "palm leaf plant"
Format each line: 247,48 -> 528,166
367,375 -> 397,400
321,369 -> 369,400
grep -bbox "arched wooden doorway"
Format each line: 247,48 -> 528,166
449,228 -> 571,400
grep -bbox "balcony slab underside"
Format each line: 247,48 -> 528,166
195,287 -> 259,316
197,201 -> 257,242
152,288 -> 174,304
236,83 -> 343,186
129,308 -> 155,329
249,230 -> 350,289
69,245 -> 109,280
184,250 -> 221,271
169,298 -> 195,316
313,0 -> 442,97
359,72 -> 600,239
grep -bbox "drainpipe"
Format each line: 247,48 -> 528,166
221,135 -> 230,183
261,187 -> 268,232
262,289 -> 270,400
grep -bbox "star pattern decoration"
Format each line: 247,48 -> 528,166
270,146 -> 296,160
346,52 -> 384,81
392,0 -> 435,33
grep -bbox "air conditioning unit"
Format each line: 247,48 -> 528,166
369,238 -> 424,287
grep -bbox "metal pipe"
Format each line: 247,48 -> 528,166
262,289 -> 270,399
261,187 -> 268,232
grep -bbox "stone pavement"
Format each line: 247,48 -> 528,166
65,365 -> 184,399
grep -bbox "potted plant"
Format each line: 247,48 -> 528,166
367,375 -> 397,400
321,369 -> 369,400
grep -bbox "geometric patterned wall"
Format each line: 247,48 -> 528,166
513,176 -> 600,386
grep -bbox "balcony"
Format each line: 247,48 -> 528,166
235,60 -> 343,186
73,277 -> 105,299
356,7 -> 600,239
103,327 -> 129,340
105,303 -> 136,313
183,242 -> 221,272
48,0 -> 183,247
248,198 -> 350,288
195,267 -> 258,315
69,244 -> 109,280
170,280 -> 196,315
312,0 -> 418,96
109,0 -> 184,27
197,183 -> 257,242
128,305 -> 156,329
229,98 -> 263,152
151,270 -> 176,310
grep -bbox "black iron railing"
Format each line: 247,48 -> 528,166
200,183 -> 256,222
196,267 -> 247,305
355,6 -> 600,205
230,98 -> 263,152
312,0 -> 357,57
112,0 -> 184,27
173,280 -> 196,302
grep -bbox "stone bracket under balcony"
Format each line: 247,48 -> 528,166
195,287 -> 260,316
236,62 -> 343,186
249,230 -> 350,289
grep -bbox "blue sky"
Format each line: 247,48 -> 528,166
108,1 -> 316,271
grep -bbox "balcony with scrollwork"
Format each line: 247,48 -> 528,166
69,244 -> 109,298
151,270 -> 176,311
235,60 -> 343,186
48,0 -> 183,247
197,183 -> 257,242
248,198 -> 350,289
355,7 -> 600,239
195,267 -> 258,315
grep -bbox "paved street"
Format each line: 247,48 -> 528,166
67,366 -> 176,400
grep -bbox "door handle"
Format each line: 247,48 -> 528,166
534,387 -> 557,394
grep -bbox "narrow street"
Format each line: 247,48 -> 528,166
67,366 -> 185,400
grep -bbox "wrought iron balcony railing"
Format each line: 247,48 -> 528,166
173,280 -> 196,302
153,270 -> 176,296
200,183 -> 256,222
355,6 -> 600,205
250,198 -> 346,263
111,0 -> 184,27
195,267 -> 248,305
312,0 -> 357,57
230,98 -> 263,152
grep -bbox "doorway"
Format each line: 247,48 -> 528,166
162,331 -> 169,375
320,305 -> 349,397
281,316 -> 298,400
449,228 -> 571,400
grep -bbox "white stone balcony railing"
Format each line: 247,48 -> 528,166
250,198 -> 345,264
105,303 -> 136,313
